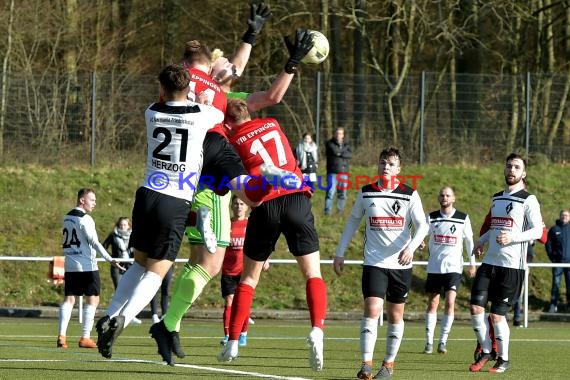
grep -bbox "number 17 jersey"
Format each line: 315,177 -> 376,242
228,117 -> 306,202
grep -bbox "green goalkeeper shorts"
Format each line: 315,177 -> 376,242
185,188 -> 231,248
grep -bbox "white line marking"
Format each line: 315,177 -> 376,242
0,358 -> 310,379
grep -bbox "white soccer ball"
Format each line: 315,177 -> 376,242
301,30 -> 330,65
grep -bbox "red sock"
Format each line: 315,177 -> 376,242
242,314 -> 250,333
306,277 -> 327,329
229,283 -> 255,340
223,305 -> 232,336
244,177 -> 272,203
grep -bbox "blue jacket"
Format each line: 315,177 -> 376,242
546,220 -> 570,263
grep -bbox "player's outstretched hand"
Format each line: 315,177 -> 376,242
242,1 -> 271,45
284,29 -> 315,73
247,2 -> 272,35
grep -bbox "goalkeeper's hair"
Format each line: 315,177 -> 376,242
183,40 -> 212,66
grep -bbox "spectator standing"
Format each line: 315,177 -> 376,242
103,217 -> 133,289
58,188 -> 124,349
295,131 -> 319,183
546,209 -> 570,313
324,127 -> 352,215
102,217 -> 142,324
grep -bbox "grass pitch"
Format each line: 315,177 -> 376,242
1,317 -> 569,379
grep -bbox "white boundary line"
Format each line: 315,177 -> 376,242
0,358 -> 310,379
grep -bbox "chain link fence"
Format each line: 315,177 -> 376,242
1,71 -> 568,165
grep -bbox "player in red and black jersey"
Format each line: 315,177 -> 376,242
217,98 -> 326,372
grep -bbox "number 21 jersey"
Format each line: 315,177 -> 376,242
143,100 -> 224,201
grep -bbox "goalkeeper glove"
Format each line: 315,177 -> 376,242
284,29 -> 314,74
242,2 -> 272,45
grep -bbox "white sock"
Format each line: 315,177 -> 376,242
81,303 -> 97,338
120,271 -> 163,327
58,302 -> 73,336
493,318 -> 510,360
425,313 -> 437,345
440,313 -> 454,344
471,313 -> 492,353
107,262 -> 146,317
360,317 -> 378,362
384,322 -> 404,363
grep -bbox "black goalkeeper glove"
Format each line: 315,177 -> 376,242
242,2 -> 272,45
284,29 -> 315,74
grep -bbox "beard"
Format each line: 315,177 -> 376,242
505,174 -> 523,186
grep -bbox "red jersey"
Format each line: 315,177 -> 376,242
228,117 -> 308,202
222,218 -> 248,276
188,68 -> 227,137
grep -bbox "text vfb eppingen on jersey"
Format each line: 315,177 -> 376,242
146,171 -> 422,192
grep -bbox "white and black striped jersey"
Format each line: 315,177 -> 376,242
62,207 -> 112,272
426,209 -> 475,274
336,182 -> 428,269
143,100 -> 224,201
479,186 -> 543,269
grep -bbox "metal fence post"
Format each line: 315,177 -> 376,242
525,72 -> 531,159
419,71 -> 426,165
91,72 -> 97,167
315,71 -> 322,148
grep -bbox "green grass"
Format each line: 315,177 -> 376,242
1,317 -> 570,379
1,163 -> 569,313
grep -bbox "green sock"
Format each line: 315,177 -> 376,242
163,263 -> 211,332
170,262 -> 192,297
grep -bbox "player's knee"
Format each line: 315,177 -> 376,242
470,290 -> 488,307
490,303 -> 509,316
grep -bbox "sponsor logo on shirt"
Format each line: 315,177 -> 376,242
433,234 -> 457,245
369,216 -> 405,230
490,217 -> 513,228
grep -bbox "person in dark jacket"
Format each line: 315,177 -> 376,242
546,209 -> 570,313
324,127 -> 352,215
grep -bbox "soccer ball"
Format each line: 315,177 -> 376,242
301,30 -> 330,65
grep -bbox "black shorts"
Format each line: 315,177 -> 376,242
64,271 -> 101,296
221,274 -> 241,298
470,263 -> 524,316
243,192 -> 319,261
129,187 -> 191,261
362,265 -> 412,304
425,272 -> 462,294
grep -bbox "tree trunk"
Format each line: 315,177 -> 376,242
455,0 -> 481,135
320,0 -> 332,147
507,14 -> 521,153
352,0 -> 366,147
330,0 -> 344,142
0,0 -> 15,158
540,0 -> 554,153
386,0 -> 416,145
